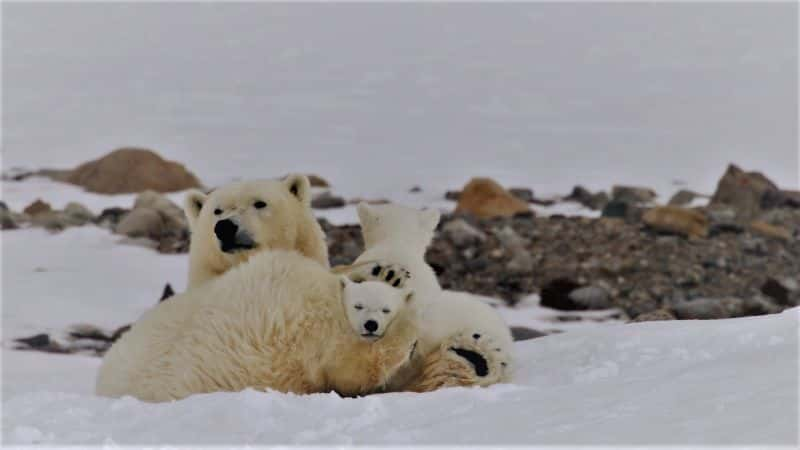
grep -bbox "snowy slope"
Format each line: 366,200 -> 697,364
2,310 -> 797,446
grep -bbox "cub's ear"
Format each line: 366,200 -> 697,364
283,174 -> 311,205
339,275 -> 352,291
183,189 -> 208,228
356,202 -> 377,226
420,208 -> 440,231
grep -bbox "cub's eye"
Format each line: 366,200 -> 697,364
354,305 -> 364,310
382,308 -> 391,314
213,208 -> 223,215
253,200 -> 267,209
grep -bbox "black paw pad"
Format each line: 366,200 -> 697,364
372,265 -> 382,276
385,270 -> 395,281
392,279 -> 401,287
472,333 -> 481,340
450,347 -> 489,377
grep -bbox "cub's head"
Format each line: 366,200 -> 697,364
356,202 -> 440,250
183,175 -> 327,281
340,278 -> 414,340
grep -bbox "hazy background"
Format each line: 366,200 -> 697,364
3,2 -> 798,197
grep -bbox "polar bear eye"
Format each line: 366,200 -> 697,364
253,200 -> 267,209
354,304 -> 364,310
213,208 -> 223,215
382,308 -> 391,314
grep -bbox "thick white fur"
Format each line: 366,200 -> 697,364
354,203 -> 514,386
96,250 -> 418,402
343,281 -> 415,339
182,175 -> 329,288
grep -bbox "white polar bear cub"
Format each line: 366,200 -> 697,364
343,281 -> 415,340
351,203 -> 514,386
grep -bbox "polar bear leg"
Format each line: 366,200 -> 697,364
346,261 -> 411,288
407,332 -> 508,393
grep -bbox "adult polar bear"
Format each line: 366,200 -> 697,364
96,251 -> 419,401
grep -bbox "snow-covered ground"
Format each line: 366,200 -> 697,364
2,2 -> 798,447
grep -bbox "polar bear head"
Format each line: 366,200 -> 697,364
183,175 -> 329,287
356,203 -> 440,251
340,278 -> 415,340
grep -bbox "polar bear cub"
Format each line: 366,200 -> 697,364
342,281 -> 415,340
349,203 -> 514,385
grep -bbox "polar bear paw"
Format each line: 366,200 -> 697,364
447,332 -> 508,385
349,262 -> 411,288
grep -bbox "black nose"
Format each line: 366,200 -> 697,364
364,320 -> 378,333
214,219 -> 238,242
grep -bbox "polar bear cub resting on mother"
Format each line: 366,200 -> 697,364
343,281 -> 415,340
96,251 -> 419,402
346,203 -> 514,391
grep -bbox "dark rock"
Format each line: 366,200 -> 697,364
509,188 -> 534,203
14,333 -> 51,348
67,324 -> 111,342
160,283 -> 175,302
110,325 -> 132,342
566,185 -> 610,210
311,192 -> 346,209
510,327 -> 548,341
761,190 -> 800,209
0,201 -> 7,211
760,278 -> 796,306
409,185 -> 422,193
305,174 -> 330,188
95,207 -> 129,229
601,200 -> 632,219
1,208 -> 19,230
444,190 -> 460,201
612,185 -> 657,204
540,278 -> 583,310
668,189 -> 704,207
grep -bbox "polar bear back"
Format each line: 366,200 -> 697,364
96,250 -> 346,402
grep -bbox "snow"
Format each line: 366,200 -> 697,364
3,309 -> 798,446
2,2 -> 798,447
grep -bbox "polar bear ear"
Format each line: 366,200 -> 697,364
283,174 -> 311,206
183,189 -> 208,228
356,202 -> 377,226
420,209 -> 440,231
338,275 -> 352,291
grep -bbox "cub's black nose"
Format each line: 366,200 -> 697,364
214,219 -> 238,242
364,320 -> 378,333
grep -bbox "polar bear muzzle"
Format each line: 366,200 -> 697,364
214,217 -> 257,253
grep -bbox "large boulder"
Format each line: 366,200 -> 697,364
58,148 -> 202,194
115,191 -> 190,253
709,164 -> 779,220
642,206 -> 709,239
455,178 -> 530,219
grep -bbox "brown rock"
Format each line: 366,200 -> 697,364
455,178 -> 530,219
612,185 -> 657,204
311,192 -> 346,209
60,148 -> 202,194
23,199 -> 52,216
749,220 -> 792,241
710,164 -> 779,220
643,206 -> 709,238
630,309 -> 676,323
668,189 -> 705,207
306,174 -> 329,188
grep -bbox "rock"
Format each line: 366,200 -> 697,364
568,285 -> 613,310
630,309 -> 676,323
14,333 -> 51,348
611,185 -> 657,204
761,189 -> 800,209
95,207 -> 129,230
306,174 -> 330,188
709,164 -> 779,220
441,219 -> 486,247
115,208 -> 166,239
494,226 -> 533,273
510,326 -> 547,341
494,225 -> 528,249
160,283 -> 175,302
56,148 -> 202,194
565,185 -> 609,210
347,197 -> 390,206
455,178 -> 530,219
749,220 -> 792,241
671,297 -> 746,320
642,206 -> 709,238
539,278 -> 584,311
67,324 -> 111,342
743,295 -> 783,316
444,190 -> 460,201
668,189 -> 704,207
23,199 -> 52,216
133,190 -> 187,230
29,212 -> 70,231
1,208 -> 19,230
62,202 -> 94,226
409,185 -> 422,193
509,188 -> 534,203
110,324 -> 132,342
311,192 -> 346,209
601,200 -> 640,221
760,278 -> 797,306
0,201 -> 7,211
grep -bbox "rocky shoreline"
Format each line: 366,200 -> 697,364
3,150 -> 799,328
